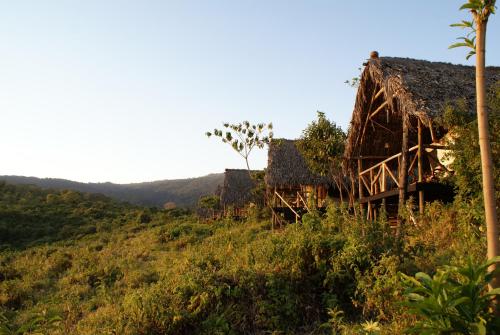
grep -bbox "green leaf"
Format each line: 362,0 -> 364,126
407,293 -> 425,301
460,3 -> 479,10
465,50 -> 476,59
450,20 -> 473,28
483,256 -> 500,268
484,288 -> 500,296
449,42 -> 470,49
449,296 -> 470,307
415,272 -> 433,283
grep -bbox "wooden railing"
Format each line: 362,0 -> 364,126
270,190 -> 312,224
274,191 -> 300,223
359,144 -> 451,197
296,192 -> 310,212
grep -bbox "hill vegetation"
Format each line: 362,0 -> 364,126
0,181 -> 497,334
0,81 -> 498,335
1,44 -> 500,335
0,174 -> 224,208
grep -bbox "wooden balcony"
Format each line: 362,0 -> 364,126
357,143 -> 453,220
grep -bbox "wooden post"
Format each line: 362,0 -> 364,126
429,120 -> 437,143
398,115 -> 409,232
381,163 -> 386,213
350,170 -> 356,209
368,169 -> 374,221
417,119 -> 424,215
358,158 -> 364,212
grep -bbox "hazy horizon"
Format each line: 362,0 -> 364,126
2,1 -> 499,183
0,171 -> 225,185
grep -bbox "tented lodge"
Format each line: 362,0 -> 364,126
344,52 -> 500,221
216,52 -> 500,225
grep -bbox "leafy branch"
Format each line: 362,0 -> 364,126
449,0 -> 497,59
206,121 -> 273,172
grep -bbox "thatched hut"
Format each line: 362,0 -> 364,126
345,51 -> 500,220
266,139 -> 336,223
220,169 -> 258,217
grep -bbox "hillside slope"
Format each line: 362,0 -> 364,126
0,182 -> 487,334
0,173 -> 224,208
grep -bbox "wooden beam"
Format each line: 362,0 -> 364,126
361,175 -> 372,195
358,158 -> 364,211
297,192 -> 310,212
369,100 -> 389,120
348,155 -> 389,160
350,170 -> 356,209
385,164 -> 400,188
371,166 -> 382,186
407,152 -> 418,176
275,191 -> 300,221
418,119 -> 424,214
429,120 -> 437,143
360,145 -> 419,175
381,164 -> 386,192
373,87 -> 385,101
370,118 -> 395,134
398,115 -> 409,232
360,89 -> 389,146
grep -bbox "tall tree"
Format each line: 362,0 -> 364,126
450,0 -> 498,289
297,112 -> 348,203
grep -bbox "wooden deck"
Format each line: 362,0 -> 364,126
359,181 -> 454,204
357,139 -> 454,220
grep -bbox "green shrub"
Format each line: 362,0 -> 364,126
401,257 -> 500,334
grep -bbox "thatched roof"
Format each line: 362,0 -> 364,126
265,139 -> 330,188
220,169 -> 257,207
345,55 -> 500,159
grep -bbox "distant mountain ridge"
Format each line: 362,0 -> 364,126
0,174 -> 225,208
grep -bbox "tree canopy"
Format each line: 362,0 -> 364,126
296,111 -> 346,178
206,121 -> 273,171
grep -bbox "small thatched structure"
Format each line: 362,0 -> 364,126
345,52 -> 500,220
220,169 -> 257,216
266,139 -> 335,224
266,139 -> 330,188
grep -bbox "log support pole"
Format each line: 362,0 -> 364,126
350,170 -> 355,209
358,158 -> 364,214
398,115 -> 409,233
381,163 -> 386,214
417,119 -> 424,215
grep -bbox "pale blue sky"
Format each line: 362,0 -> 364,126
1,1 -> 499,183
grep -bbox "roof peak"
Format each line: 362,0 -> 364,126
372,55 -> 499,70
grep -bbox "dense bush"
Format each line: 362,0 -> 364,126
0,181 -> 494,334
402,257 -> 500,334
0,182 -> 139,248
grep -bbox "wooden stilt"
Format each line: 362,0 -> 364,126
418,119 -> 425,215
398,114 -> 409,233
381,164 -> 386,214
368,169 -> 373,221
358,158 -> 364,213
350,170 -> 356,214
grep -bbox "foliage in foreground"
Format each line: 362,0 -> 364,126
402,257 -> 500,334
0,179 -> 491,334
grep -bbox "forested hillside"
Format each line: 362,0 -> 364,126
0,174 -> 224,208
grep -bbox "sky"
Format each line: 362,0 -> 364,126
0,1 -> 499,183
